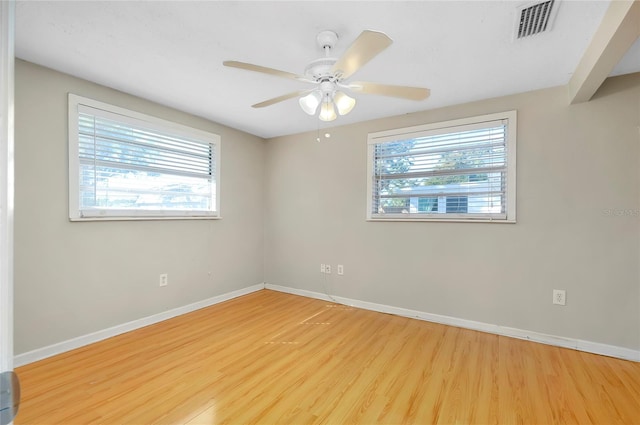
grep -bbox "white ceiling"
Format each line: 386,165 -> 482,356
14,0 -> 640,139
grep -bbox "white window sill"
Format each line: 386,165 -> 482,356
69,215 -> 222,222
366,217 -> 516,224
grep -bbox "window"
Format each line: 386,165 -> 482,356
367,111 -> 516,222
446,196 -> 468,213
68,94 -> 220,220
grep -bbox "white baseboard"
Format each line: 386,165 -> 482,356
14,283 -> 265,367
265,283 -> 640,362
16,282 -> 639,366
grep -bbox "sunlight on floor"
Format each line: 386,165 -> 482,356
184,405 -> 216,425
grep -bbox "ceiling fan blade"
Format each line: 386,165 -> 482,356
224,61 -> 311,82
348,81 -> 430,100
252,90 -> 311,108
332,30 -> 393,80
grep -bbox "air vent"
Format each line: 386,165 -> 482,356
516,0 -> 557,39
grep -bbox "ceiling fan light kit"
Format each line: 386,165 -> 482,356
300,82 -> 356,121
334,91 -> 356,116
224,29 -> 430,122
319,101 -> 337,122
299,91 -> 321,115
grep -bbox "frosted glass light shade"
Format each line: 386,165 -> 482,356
334,91 -> 356,115
319,101 -> 337,122
299,91 -> 322,115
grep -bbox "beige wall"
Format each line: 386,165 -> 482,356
264,73 -> 640,350
14,58 -> 640,356
14,60 -> 265,354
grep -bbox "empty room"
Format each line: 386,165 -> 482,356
1,0 -> 640,424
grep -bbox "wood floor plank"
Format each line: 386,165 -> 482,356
14,289 -> 640,424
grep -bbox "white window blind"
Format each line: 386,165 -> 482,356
367,111 -> 516,222
69,95 -> 220,220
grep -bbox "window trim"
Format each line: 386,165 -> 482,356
366,110 -> 517,223
68,94 -> 221,221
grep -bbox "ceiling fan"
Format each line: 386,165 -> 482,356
223,30 -> 430,122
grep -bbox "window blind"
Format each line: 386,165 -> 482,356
69,96 -> 219,220
368,113 -> 515,221
78,108 -> 213,180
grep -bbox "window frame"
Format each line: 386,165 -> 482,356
68,94 -> 221,221
366,111 -> 517,223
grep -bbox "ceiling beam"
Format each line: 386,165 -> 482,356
568,0 -> 640,104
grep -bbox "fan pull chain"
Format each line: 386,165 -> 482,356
315,117 -> 331,142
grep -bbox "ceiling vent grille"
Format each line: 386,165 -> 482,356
516,0 -> 557,39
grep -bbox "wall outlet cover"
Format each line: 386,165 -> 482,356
553,289 -> 566,306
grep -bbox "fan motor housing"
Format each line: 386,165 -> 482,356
304,57 -> 338,82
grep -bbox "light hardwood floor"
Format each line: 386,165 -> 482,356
15,289 -> 640,424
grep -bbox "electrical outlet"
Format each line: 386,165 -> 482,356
553,289 -> 566,306
337,265 -> 344,275
320,264 -> 326,273
325,265 -> 331,274
159,273 -> 168,287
